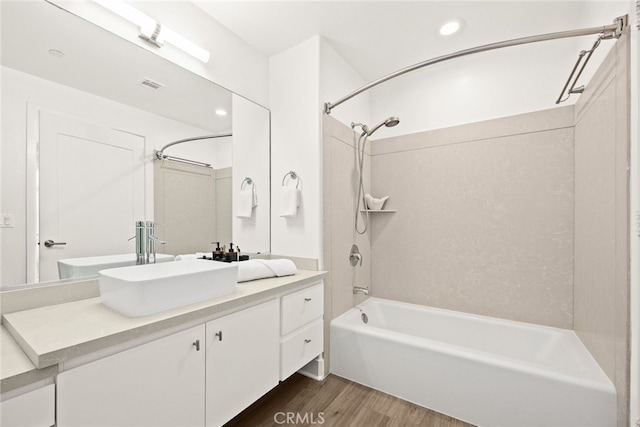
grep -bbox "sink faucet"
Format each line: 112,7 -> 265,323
353,286 -> 370,295
146,221 -> 166,264
134,221 -> 166,265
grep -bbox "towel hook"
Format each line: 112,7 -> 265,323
241,177 -> 253,190
282,171 -> 300,188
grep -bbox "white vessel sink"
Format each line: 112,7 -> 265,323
99,259 -> 238,317
58,253 -> 175,279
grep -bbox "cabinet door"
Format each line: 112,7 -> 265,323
206,299 -> 279,427
0,384 -> 55,427
57,325 -> 205,427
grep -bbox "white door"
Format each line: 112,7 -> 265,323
38,111 -> 144,281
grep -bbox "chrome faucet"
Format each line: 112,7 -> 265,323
134,221 -> 166,265
353,286 -> 370,295
145,221 -> 166,264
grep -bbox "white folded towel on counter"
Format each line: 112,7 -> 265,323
279,186 -> 299,218
175,252 -> 208,261
235,259 -> 297,282
236,187 -> 257,218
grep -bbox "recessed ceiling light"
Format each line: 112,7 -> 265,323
439,19 -> 462,36
48,49 -> 65,58
215,109 -> 228,116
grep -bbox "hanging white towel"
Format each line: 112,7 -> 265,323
236,187 -> 256,218
279,186 -> 299,218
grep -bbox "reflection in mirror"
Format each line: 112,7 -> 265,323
0,1 -> 270,288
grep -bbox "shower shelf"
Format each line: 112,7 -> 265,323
359,209 -> 397,213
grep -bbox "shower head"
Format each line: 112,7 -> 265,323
365,116 -> 400,136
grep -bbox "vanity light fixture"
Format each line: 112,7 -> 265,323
439,19 -> 463,36
93,0 -> 210,63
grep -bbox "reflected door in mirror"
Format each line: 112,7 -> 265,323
39,111 -> 144,281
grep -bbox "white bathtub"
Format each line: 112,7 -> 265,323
330,297 -> 616,427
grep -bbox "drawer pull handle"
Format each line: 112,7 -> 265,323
193,340 -> 200,351
304,339 -> 312,344
215,331 -> 223,341
304,298 -> 312,302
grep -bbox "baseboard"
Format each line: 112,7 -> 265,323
297,356 -> 325,381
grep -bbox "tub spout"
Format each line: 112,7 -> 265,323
353,286 -> 370,295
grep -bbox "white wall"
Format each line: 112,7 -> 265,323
268,36 -> 371,261
269,37 -> 322,259
320,38 -> 371,137
51,0 -> 269,106
367,2 -> 631,138
232,94 -> 270,254
0,66 -> 212,286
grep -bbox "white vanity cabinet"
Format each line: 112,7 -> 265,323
0,384 -> 55,427
280,283 -> 324,380
57,325 -> 206,427
205,299 -> 280,427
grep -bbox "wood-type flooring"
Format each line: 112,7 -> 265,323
225,373 -> 474,427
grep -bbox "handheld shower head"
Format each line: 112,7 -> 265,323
366,116 -> 400,136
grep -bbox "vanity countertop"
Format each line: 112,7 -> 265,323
2,270 -> 326,389
1,326 -> 58,393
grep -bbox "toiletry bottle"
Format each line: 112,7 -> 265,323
212,241 -> 223,260
227,243 -> 238,262
237,246 -> 249,262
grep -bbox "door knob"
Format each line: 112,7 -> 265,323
43,240 -> 67,248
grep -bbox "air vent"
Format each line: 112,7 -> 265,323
137,78 -> 165,91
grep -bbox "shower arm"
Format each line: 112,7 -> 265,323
324,16 -> 627,115
154,133 -> 232,167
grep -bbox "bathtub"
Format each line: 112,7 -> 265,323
330,298 -> 616,427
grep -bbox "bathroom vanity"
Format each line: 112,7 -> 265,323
1,270 -> 326,427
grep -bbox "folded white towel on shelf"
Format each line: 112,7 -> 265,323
235,259 -> 297,283
279,186 -> 299,218
236,187 -> 257,218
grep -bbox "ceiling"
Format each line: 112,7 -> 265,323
193,1 -> 628,82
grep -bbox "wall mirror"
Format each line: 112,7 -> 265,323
1,1 -> 271,288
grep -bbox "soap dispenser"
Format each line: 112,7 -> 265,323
212,241 -> 223,261
237,246 -> 249,262
227,242 -> 238,262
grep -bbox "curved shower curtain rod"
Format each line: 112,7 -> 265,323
154,133 -> 232,168
324,15 -> 628,115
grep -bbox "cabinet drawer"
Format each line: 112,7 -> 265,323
281,283 -> 323,335
1,384 -> 55,427
280,319 -> 323,381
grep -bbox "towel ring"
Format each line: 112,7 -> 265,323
241,177 -> 254,190
282,171 -> 300,188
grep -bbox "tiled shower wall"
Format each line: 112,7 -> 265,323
573,31 -> 630,427
322,34 -> 630,420
370,108 -> 576,329
321,115 -> 373,374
